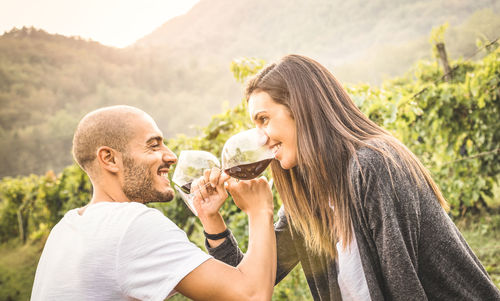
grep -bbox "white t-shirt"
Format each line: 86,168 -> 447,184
31,202 -> 211,301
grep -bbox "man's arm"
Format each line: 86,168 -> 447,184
175,177 -> 277,300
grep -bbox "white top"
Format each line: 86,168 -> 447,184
31,202 -> 211,301
335,230 -> 372,301
330,202 -> 371,301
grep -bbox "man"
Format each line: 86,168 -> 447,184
31,105 -> 276,300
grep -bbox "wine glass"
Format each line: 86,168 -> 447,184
172,150 -> 221,216
221,128 -> 275,180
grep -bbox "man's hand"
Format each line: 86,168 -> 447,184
192,167 -> 230,221
192,167 -> 231,247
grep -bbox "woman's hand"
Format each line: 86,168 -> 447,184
226,176 -> 274,217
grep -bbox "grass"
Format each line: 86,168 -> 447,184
454,211 -> 500,288
0,239 -> 44,301
0,212 -> 498,301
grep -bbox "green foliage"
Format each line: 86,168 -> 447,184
430,22 -> 450,61
0,27 -> 240,178
347,46 -> 499,215
2,6 -> 499,178
0,239 -> 44,301
0,39 -> 499,300
456,212 -> 500,287
0,165 -> 91,244
430,23 -> 449,45
230,57 -> 266,83
0,175 -> 40,243
273,264 -> 312,300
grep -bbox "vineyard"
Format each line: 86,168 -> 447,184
0,42 -> 499,300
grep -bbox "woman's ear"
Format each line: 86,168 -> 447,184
96,146 -> 120,173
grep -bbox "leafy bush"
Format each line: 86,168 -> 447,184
348,46 -> 499,215
0,42 -> 498,300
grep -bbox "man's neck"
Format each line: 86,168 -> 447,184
78,183 -> 131,215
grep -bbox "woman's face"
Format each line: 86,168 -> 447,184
248,91 -> 298,170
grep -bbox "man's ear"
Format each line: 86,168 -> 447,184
96,146 -> 120,173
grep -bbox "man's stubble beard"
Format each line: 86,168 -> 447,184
122,155 -> 174,203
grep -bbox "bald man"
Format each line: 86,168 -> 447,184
31,106 -> 276,301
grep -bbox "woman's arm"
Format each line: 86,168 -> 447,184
176,200 -> 276,301
176,176 -> 276,300
350,147 -> 425,300
204,206 -> 300,285
193,168 -> 299,285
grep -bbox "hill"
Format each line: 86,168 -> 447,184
136,0 -> 500,82
1,0 -> 499,177
0,28 -> 239,177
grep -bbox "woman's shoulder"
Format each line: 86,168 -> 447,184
350,139 -> 397,174
349,139 -> 424,216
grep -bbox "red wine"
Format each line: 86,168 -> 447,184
180,182 -> 192,194
224,159 -> 273,180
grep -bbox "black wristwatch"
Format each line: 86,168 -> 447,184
203,228 -> 230,240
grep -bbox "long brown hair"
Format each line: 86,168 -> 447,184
245,54 -> 448,258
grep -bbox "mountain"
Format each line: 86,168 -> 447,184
1,0 -> 499,178
0,28 -> 239,177
135,0 -> 500,82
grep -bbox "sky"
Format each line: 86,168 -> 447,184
0,0 -> 200,48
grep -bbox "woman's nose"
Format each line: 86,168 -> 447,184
255,127 -> 270,143
260,128 -> 272,146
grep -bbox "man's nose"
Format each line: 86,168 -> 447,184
162,148 -> 177,165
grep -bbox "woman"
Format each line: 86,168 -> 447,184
192,54 -> 500,300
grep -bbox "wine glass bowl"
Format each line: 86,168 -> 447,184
172,129 -> 274,215
221,128 -> 274,180
172,150 -> 221,215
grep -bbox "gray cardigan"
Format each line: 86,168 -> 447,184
207,146 -> 500,300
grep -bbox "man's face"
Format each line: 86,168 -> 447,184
121,114 -> 177,203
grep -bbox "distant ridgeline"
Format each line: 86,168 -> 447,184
0,3 -> 499,178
